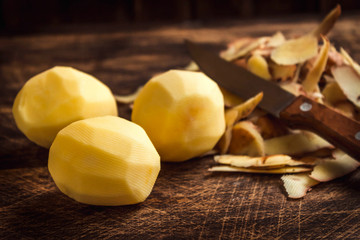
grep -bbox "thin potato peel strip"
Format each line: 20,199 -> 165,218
281,174 -> 319,199
232,92 -> 263,122
309,150 -> 360,182
220,38 -> 254,61
310,5 -> 341,38
332,66 -> 360,107
340,47 -> 360,76
302,36 -> 330,93
114,86 -> 143,104
209,165 -> 312,174
216,92 -> 263,154
230,37 -> 269,61
215,154 -> 310,168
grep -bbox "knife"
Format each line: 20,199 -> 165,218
186,40 -> 360,161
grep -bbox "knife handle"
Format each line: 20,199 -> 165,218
279,95 -> 360,161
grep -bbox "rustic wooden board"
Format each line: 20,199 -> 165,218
1,15 -> 360,239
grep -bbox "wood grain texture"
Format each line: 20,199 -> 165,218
1,15 -> 360,239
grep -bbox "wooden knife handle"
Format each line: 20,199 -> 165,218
279,95 -> 360,161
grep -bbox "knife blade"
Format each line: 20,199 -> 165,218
186,40 -> 360,160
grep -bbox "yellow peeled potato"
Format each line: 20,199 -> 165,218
132,70 -> 225,162
12,66 -> 118,148
48,116 -> 160,206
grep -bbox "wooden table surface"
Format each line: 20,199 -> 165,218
1,15 -> 360,239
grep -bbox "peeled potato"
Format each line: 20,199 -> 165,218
12,66 -> 118,148
132,70 -> 225,162
48,116 -> 160,206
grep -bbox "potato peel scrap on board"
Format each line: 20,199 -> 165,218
214,154 -> 311,168
114,86 -> 143,104
209,165 -> 313,174
281,150 -> 359,199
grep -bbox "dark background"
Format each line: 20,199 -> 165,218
1,0 -> 360,35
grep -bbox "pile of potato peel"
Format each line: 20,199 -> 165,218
206,5 -> 360,199
117,5 -> 360,199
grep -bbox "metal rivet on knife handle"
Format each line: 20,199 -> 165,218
355,132 -> 360,141
300,102 -> 312,112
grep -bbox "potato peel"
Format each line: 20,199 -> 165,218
340,47 -> 360,76
220,37 -> 254,61
270,35 -> 318,65
254,114 -> 289,139
281,174 -> 319,199
216,128 -> 232,155
215,154 -> 310,169
225,37 -> 269,61
267,31 -> 286,48
209,165 -> 312,174
269,62 -> 297,82
264,131 -> 333,156
114,86 -> 143,104
220,87 -> 244,107
302,36 -> 330,93
309,150 -> 360,182
279,82 -> 304,96
184,61 -> 200,71
201,5 -> 358,199
333,101 -> 356,119
216,92 -> 264,154
228,121 -> 265,156
327,46 -> 344,69
247,55 -> 272,80
332,65 -> 360,107
310,5 -> 341,38
322,82 -> 347,106
231,92 -> 263,122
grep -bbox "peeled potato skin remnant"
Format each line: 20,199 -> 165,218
132,70 -> 225,162
48,116 -> 160,206
12,66 -> 118,148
